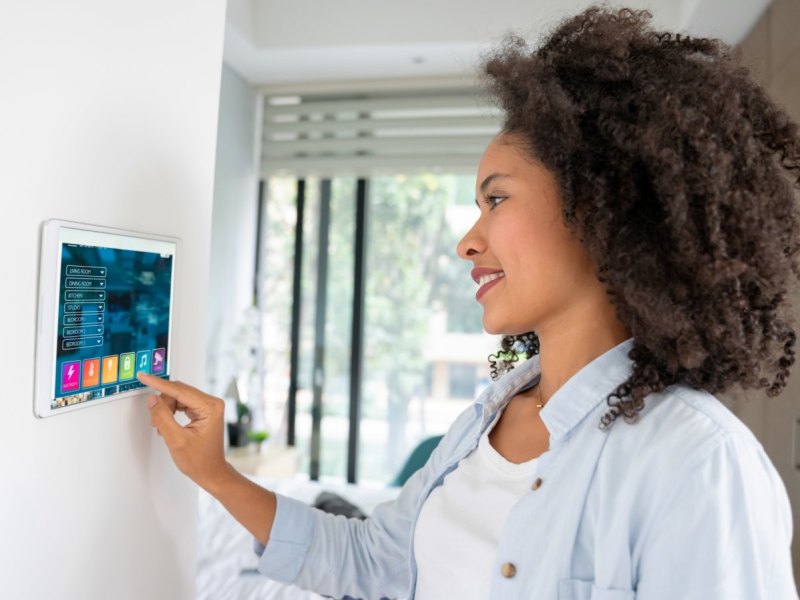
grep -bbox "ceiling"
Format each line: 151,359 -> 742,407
224,0 -> 771,88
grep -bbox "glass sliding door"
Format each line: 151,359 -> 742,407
259,172 -> 497,485
358,173 -> 496,485
286,177 -> 356,481
286,177 -> 317,478
259,177 -> 300,441
316,178 -> 356,481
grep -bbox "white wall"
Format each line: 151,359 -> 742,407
207,64 -> 260,398
0,2 -> 226,599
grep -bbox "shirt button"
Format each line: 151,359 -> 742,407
501,562 -> 517,578
531,477 -> 543,491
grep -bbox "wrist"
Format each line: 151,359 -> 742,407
199,461 -> 239,497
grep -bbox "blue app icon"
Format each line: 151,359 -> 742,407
135,350 -> 151,375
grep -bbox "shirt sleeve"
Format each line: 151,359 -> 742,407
635,432 -> 797,599
253,479 -> 420,599
253,417 -> 461,600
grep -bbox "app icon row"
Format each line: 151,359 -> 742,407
61,348 -> 166,393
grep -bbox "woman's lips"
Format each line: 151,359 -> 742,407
475,270 -> 505,301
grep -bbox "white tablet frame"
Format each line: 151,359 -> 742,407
35,219 -> 180,418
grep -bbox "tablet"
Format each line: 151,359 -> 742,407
35,220 -> 179,418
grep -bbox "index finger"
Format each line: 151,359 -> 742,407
137,372 -> 205,407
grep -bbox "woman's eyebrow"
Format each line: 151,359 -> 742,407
479,173 -> 512,195
474,173 -> 513,205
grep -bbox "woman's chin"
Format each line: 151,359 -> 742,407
481,313 -> 508,336
482,312 -> 536,337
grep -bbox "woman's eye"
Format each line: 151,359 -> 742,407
484,195 -> 507,210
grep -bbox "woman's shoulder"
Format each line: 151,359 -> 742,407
594,384 -> 784,512
604,383 -> 762,460
592,385 -> 791,545
660,384 -> 758,440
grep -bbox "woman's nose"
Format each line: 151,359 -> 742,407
456,220 -> 485,260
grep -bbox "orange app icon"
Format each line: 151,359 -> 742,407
102,355 -> 119,384
82,358 -> 101,388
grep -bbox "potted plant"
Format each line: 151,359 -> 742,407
247,430 -> 270,453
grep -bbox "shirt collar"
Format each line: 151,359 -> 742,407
540,337 -> 634,441
474,337 -> 634,442
474,353 -> 542,426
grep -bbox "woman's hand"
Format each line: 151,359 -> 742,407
138,373 -> 278,545
137,372 -> 232,493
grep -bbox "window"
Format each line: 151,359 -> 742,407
258,172 -> 498,484
448,364 -> 478,400
256,87 -> 502,484
357,173 -> 493,483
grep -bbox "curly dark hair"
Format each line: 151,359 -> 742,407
482,6 -> 800,429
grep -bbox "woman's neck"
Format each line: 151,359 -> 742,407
533,294 -> 631,404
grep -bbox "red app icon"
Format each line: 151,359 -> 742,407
83,358 -> 100,388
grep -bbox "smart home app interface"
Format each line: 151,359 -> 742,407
52,239 -> 173,409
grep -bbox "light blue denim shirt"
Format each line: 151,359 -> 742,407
255,338 -> 797,599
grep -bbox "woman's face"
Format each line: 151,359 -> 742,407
456,135 -> 601,335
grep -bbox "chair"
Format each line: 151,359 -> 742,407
389,435 -> 444,487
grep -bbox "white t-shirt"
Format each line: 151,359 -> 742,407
413,408 -> 540,600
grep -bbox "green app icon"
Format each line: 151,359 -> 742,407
120,352 -> 135,380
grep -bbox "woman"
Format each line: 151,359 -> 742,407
140,7 -> 799,599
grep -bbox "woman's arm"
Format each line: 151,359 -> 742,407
139,372 -> 277,545
138,371 -> 452,599
635,434 -> 797,599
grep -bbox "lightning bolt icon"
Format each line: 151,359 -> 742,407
67,365 -> 75,380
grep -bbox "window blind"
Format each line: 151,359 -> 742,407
261,88 -> 503,177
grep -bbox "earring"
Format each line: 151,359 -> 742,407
511,332 -> 539,358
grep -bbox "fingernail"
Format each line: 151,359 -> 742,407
147,396 -> 158,408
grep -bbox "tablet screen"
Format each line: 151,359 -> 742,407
51,227 -> 175,410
